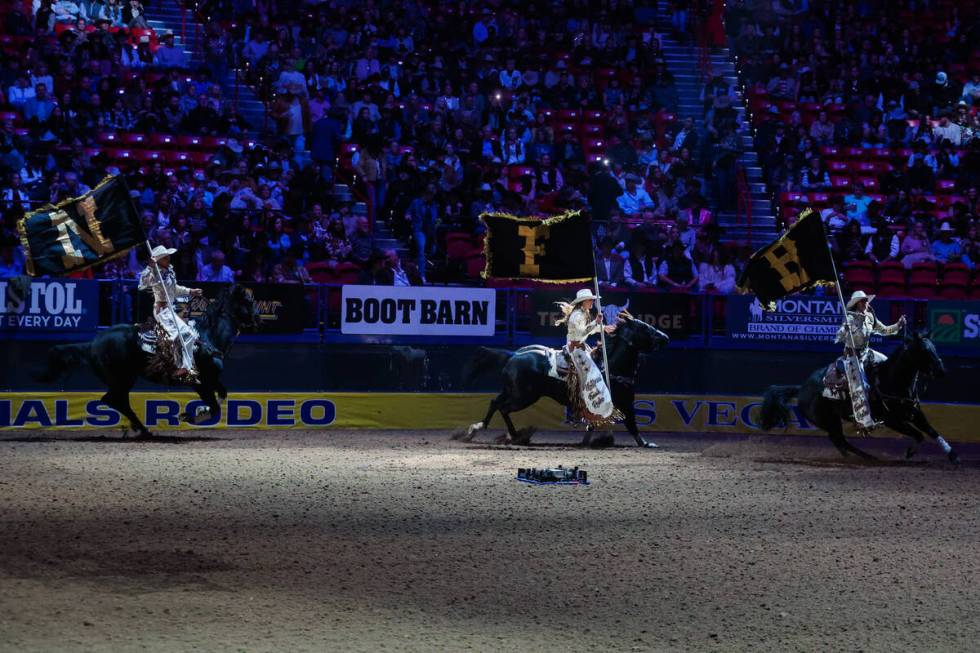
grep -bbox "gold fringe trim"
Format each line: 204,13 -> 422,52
479,209 -> 595,284
16,175 -> 136,277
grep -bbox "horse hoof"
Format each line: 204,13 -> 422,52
641,441 -> 659,449
905,446 -> 917,460
136,430 -> 153,439
948,451 -> 961,464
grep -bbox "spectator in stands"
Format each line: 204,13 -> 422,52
123,0 -> 146,28
626,238 -> 657,288
380,249 -> 413,286
900,221 -> 936,268
154,33 -> 188,69
271,254 -> 311,284
766,64 -> 797,101
865,229 -> 901,265
0,237 -> 24,277
198,250 -> 235,283
931,222 -> 964,264
349,216 -> 376,268
809,111 -> 835,146
617,174 -> 654,217
698,249 -> 736,293
835,220 -> 867,262
323,219 -> 352,263
675,213 -> 696,253
800,156 -> 831,192
596,237 -> 628,287
659,241 -> 698,292
961,224 -> 978,269
843,184 -> 873,228
408,184 -> 438,282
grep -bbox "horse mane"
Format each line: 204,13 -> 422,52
195,286 -> 236,336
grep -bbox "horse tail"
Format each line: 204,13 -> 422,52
35,343 -> 91,383
463,347 -> 513,387
759,385 -> 800,430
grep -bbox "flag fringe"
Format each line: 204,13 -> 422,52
16,175 -> 137,277
479,209 -> 594,283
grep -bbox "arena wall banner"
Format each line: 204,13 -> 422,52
341,285 -> 496,336
0,278 -> 99,333
929,301 -> 980,349
726,295 -> 894,344
530,290 -> 697,339
137,282 -> 307,333
2,392 -> 978,442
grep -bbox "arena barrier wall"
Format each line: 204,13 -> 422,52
1,392 -> 978,442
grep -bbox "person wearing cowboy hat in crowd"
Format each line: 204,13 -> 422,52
554,289 -> 618,421
139,245 -> 204,380
834,290 -> 906,394
931,221 -> 965,264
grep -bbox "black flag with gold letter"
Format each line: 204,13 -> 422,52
17,176 -> 144,277
737,208 -> 837,310
481,210 -> 594,282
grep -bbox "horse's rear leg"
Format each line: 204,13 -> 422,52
827,419 -> 874,460
455,396 -> 500,442
102,390 -> 151,438
909,410 -> 960,463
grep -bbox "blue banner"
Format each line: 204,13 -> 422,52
0,279 -> 99,333
726,295 -> 893,345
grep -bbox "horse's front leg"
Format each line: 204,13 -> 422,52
881,418 -> 926,459
909,409 -> 960,463
183,384 -> 220,425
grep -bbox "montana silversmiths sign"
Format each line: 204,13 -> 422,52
341,285 -> 496,336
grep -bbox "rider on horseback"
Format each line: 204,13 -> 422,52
836,290 -> 906,371
139,245 -> 204,381
832,291 -> 906,425
555,288 -> 618,422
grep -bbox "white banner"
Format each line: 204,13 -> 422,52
341,285 -> 496,336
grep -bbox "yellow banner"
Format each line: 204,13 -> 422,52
1,393 -> 978,442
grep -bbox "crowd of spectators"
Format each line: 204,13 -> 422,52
0,0 -> 747,291
726,0 -> 980,278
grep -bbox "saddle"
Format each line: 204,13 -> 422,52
137,318 -> 211,383
514,344 -> 608,381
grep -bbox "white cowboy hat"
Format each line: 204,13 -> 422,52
149,245 -> 178,261
938,222 -> 955,232
570,288 -> 599,305
846,290 -> 875,310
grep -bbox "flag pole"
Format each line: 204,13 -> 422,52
120,173 -> 194,370
821,219 -> 874,431
590,243 -> 613,398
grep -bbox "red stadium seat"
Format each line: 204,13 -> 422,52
942,263 -> 971,286
939,285 -> 968,300
878,261 -> 906,286
877,282 -> 907,298
465,252 -> 486,278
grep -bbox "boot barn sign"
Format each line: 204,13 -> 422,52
0,279 -> 98,333
341,285 -> 496,336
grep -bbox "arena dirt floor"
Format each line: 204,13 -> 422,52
1,429 -> 978,653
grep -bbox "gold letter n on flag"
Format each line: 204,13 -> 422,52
518,224 -> 549,275
763,239 -> 808,291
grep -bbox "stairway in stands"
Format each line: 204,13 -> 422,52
654,2 -> 777,247
143,0 -> 266,133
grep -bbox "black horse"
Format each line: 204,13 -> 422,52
38,285 -> 260,437
760,332 -> 960,462
456,313 -> 669,447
